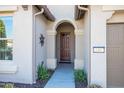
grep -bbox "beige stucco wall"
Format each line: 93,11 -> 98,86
90,5 -> 114,87
32,6 -> 47,81
0,5 -> 34,84
90,5 -> 107,87
47,5 -> 74,20
83,9 -> 90,85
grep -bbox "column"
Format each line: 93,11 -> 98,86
74,30 -> 84,70
90,5 -> 114,87
46,31 -> 57,70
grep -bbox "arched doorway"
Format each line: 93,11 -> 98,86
47,20 -> 83,70
56,22 -> 75,63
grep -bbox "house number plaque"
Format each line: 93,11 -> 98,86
93,46 -> 105,53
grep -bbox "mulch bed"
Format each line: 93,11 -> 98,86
0,70 -> 54,88
75,80 -> 87,88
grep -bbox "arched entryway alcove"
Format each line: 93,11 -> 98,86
56,22 -> 75,63
47,19 -> 83,70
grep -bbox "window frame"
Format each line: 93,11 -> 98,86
0,14 -> 13,61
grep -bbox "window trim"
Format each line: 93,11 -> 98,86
0,62 -> 17,73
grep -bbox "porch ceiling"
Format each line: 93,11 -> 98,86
35,5 -> 55,21
75,5 -> 88,20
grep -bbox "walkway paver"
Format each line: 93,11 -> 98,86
45,63 -> 75,88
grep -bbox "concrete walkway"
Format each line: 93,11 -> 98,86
45,63 -> 75,88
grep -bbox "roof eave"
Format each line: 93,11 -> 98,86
75,5 -> 88,20
36,5 -> 55,22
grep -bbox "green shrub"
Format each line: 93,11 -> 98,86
89,84 -> 102,88
37,63 -> 49,80
4,83 -> 14,88
74,70 -> 87,82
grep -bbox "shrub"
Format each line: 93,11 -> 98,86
89,84 -> 102,88
37,63 -> 49,80
74,70 -> 87,82
4,83 -> 14,88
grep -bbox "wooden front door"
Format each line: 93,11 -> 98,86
60,32 -> 71,62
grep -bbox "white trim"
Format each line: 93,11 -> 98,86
53,18 -> 78,31
107,21 -> 124,24
0,66 -> 17,74
47,31 -> 57,36
0,12 -> 14,16
0,38 -> 13,40
75,30 -> 83,36
0,60 -> 13,62
0,63 -> 17,74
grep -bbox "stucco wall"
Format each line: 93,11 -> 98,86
90,5 -> 114,87
0,5 -> 34,84
47,5 -> 74,20
32,6 -> 47,80
90,5 -> 107,87
83,10 -> 90,84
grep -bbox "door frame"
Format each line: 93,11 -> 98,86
60,32 -> 71,62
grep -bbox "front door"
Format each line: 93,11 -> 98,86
60,32 -> 71,62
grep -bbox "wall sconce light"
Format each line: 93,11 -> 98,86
40,34 -> 45,47
22,5 -> 28,11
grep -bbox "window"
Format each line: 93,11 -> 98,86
0,16 -> 13,60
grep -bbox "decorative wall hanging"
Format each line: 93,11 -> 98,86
39,34 -> 45,47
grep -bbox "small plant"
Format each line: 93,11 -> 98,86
4,83 -> 14,88
37,63 -> 49,80
74,70 -> 87,82
89,84 -> 102,88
